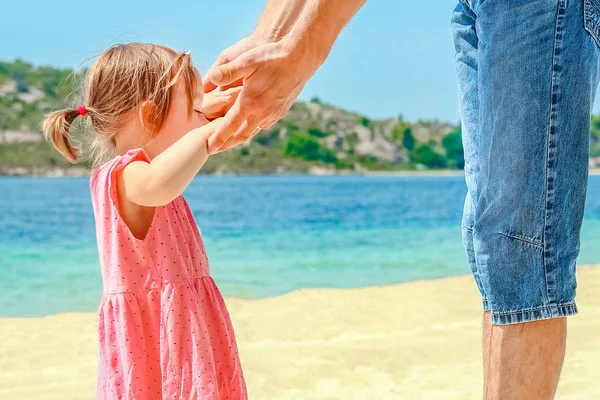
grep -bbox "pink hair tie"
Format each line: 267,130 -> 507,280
78,104 -> 88,117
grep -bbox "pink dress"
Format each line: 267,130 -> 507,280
90,149 -> 247,400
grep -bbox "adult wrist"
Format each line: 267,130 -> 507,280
280,32 -> 329,74
252,28 -> 282,43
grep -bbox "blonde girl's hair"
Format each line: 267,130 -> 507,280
42,42 -> 197,165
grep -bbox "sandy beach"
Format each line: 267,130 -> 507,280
1,267 -> 598,400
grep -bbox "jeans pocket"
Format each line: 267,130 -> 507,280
584,0 -> 600,47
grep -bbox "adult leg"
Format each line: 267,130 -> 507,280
472,0 -> 600,398
453,0 -> 600,398
483,312 -> 566,399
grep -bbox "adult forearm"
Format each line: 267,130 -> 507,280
204,0 -> 367,152
284,0 -> 367,67
254,0 -> 309,41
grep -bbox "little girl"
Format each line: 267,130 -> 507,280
42,42 -> 247,399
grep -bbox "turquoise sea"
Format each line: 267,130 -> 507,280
2,175 -> 600,317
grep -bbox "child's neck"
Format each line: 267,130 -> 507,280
115,120 -> 157,159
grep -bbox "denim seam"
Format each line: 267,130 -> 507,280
491,303 -> 578,324
492,302 -> 576,316
465,227 -> 543,249
498,232 -> 543,249
543,0 -> 568,308
586,0 -> 600,46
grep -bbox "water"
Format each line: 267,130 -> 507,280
2,175 -> 600,317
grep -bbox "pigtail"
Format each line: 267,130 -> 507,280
42,108 -> 82,163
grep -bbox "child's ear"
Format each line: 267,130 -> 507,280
138,101 -> 158,133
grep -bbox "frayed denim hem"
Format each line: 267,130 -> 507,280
491,302 -> 578,325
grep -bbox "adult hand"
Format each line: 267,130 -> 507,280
203,37 -> 320,154
203,35 -> 274,93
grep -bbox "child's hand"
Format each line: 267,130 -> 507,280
203,86 -> 242,121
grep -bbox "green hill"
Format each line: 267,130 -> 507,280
8,59 -> 598,176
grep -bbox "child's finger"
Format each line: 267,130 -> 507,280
203,87 -> 242,119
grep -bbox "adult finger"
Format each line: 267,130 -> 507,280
259,108 -> 290,131
258,114 -> 284,131
212,124 -> 262,154
203,52 -> 233,92
207,99 -> 248,153
221,78 -> 244,91
204,54 -> 258,88
203,78 -> 218,93
214,117 -> 261,153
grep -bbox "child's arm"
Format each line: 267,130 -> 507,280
120,118 -> 223,207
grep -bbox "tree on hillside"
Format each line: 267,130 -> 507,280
402,127 -> 416,151
412,144 -> 446,169
34,67 -> 74,98
442,126 -> 464,169
358,116 -> 371,128
391,114 -> 416,151
392,119 -> 409,142
2,60 -> 33,93
285,131 -> 337,164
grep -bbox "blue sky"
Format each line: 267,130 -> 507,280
2,1 -> 598,123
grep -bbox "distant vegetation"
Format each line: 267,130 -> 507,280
2,59 -> 598,176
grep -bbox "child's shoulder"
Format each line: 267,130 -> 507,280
91,155 -> 118,179
90,148 -> 150,197
93,148 -> 149,174
92,148 -> 149,179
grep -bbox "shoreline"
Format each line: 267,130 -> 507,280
4,168 -> 600,178
0,165 -> 465,178
1,266 -> 598,399
0,168 -> 465,178
2,267 -> 598,317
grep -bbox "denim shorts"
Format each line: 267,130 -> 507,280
452,0 -> 600,324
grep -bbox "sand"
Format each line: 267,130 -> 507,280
1,267 -> 598,399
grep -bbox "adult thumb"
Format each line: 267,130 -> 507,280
204,55 -> 257,87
